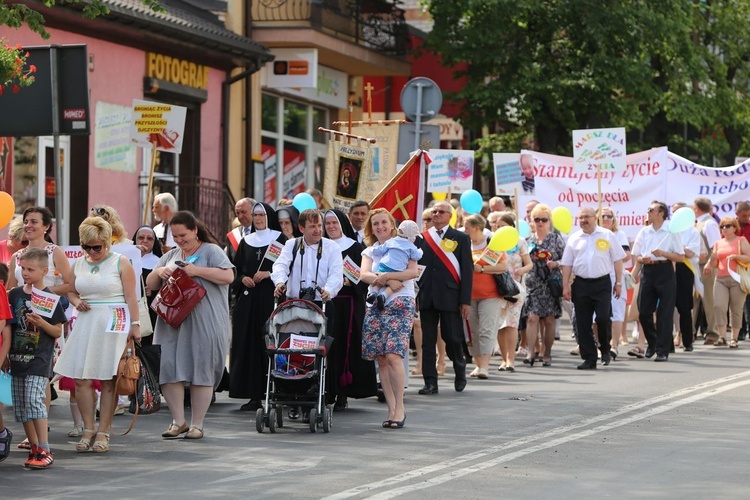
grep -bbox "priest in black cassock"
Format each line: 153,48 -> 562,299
230,202 -> 287,411
323,209 -> 378,410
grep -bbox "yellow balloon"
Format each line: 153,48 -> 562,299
551,206 -> 574,234
0,191 -> 15,229
489,226 -> 519,252
432,192 -> 447,201
449,206 -> 458,228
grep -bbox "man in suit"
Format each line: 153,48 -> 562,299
348,201 -> 370,245
417,200 -> 473,394
226,197 -> 256,262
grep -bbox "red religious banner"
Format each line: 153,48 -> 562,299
369,150 -> 427,223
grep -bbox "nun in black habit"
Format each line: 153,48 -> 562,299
323,209 -> 378,409
229,202 -> 287,411
277,205 -> 302,240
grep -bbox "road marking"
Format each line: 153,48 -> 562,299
324,371 -> 750,500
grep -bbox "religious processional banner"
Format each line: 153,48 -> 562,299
324,139 -> 373,212
349,124 -> 400,203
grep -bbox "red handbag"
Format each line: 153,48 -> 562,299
150,267 -> 206,328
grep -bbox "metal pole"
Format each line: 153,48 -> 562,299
50,46 -> 65,245
414,83 -> 424,152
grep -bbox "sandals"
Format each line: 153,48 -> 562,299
162,421 -> 189,438
75,429 -> 96,453
628,347 -> 645,358
730,339 -> 739,348
469,367 -> 480,378
477,368 -> 489,379
715,337 -> 728,347
184,426 -> 204,439
92,432 -> 110,453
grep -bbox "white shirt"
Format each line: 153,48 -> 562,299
631,222 -> 685,260
153,222 -> 175,247
696,213 -> 721,248
679,227 -> 702,270
271,237 -> 343,301
561,226 -> 626,279
356,228 -> 365,244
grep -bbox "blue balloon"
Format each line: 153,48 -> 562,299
460,189 -> 483,215
518,220 -> 531,239
292,192 -> 317,212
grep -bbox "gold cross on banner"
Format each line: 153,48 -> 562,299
390,190 -> 413,220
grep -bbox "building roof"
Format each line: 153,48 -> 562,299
95,0 -> 271,64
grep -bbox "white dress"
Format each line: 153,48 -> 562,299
55,253 -> 128,380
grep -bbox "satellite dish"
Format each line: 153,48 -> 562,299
400,77 -> 442,123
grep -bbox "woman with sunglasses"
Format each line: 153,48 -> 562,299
522,204 -> 565,366
55,216 -> 141,453
89,205 -> 132,245
704,217 -> 750,348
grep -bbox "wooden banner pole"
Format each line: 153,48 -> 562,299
142,142 -> 158,226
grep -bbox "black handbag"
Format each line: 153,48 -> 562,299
547,274 -> 563,299
494,271 -> 520,302
129,343 -> 162,415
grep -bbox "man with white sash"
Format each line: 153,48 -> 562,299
416,200 -> 473,394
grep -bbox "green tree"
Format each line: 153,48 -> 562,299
422,0 -> 750,165
1,1 -> 163,39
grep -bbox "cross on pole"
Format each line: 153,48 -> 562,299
364,82 -> 374,122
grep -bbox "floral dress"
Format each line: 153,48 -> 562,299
523,232 -> 565,318
498,239 -> 529,329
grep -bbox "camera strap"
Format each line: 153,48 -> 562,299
293,237 -> 323,292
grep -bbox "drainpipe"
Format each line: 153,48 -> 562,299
222,67 -> 256,195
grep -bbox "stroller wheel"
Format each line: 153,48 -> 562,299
255,408 -> 265,433
268,408 -> 277,433
322,405 -> 332,433
308,408 -> 318,433
275,405 -> 284,428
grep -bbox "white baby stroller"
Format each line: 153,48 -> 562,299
256,298 -> 333,433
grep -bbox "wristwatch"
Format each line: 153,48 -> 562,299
130,321 -> 141,326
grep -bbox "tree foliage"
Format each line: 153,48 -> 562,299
422,0 -> 750,164
1,1 -> 164,39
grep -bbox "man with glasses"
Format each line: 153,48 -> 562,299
226,198 -> 256,261
632,201 -> 685,362
692,197 -> 721,345
561,207 -> 625,369
416,200 -> 473,394
152,192 -> 178,253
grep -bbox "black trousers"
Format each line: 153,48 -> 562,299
573,275 -> 612,363
675,263 -> 694,348
420,308 -> 466,387
638,264 -> 676,357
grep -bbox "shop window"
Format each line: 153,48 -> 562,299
262,94 -> 278,132
283,100 -> 307,139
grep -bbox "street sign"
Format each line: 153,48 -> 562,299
400,77 -> 442,123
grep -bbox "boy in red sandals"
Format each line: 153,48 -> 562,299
5,249 -> 67,469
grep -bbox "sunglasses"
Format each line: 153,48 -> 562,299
720,224 -> 735,229
647,207 -> 657,213
432,210 -> 449,215
423,218 -> 432,222
534,218 -> 549,223
91,206 -> 109,218
81,244 -> 103,253
601,214 -> 614,220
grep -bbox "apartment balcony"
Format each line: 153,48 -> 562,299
251,0 -> 411,76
